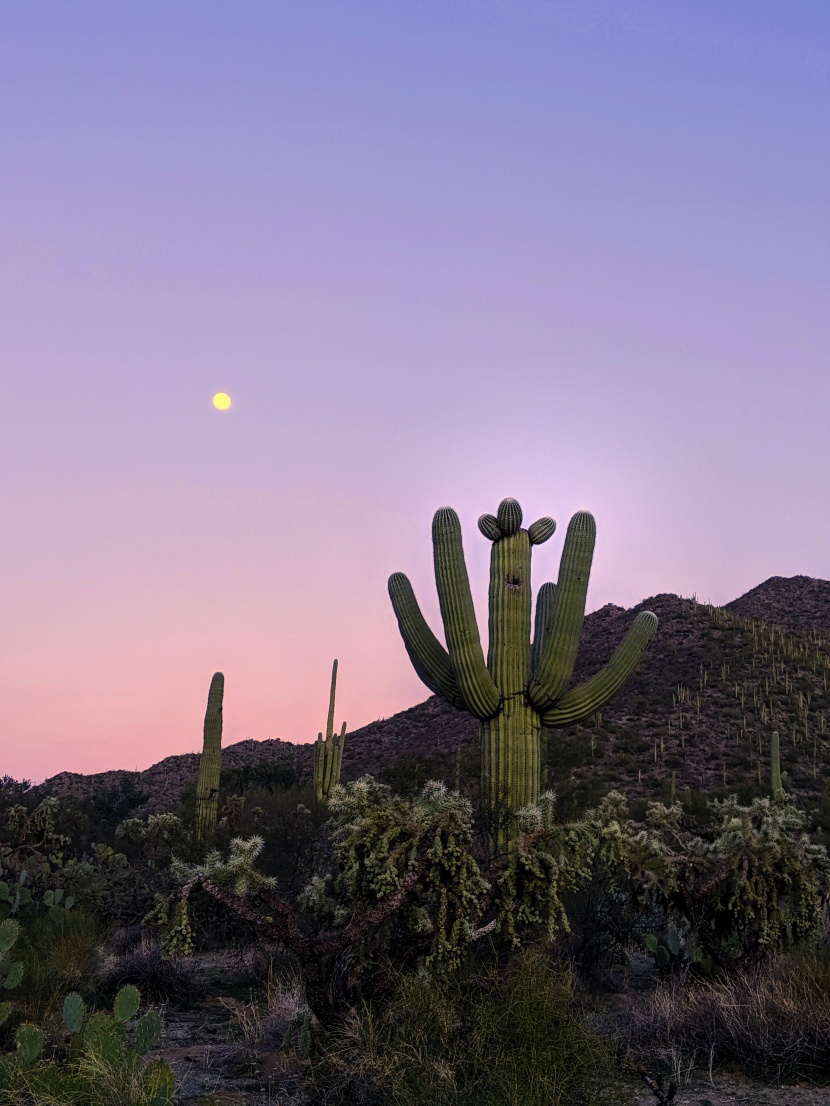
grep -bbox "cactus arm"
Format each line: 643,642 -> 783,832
326,660 -> 338,740
528,512 -> 596,711
388,573 -> 464,708
432,507 -> 500,719
540,611 -> 657,727
530,582 -> 556,676
315,666 -> 347,802
314,734 -> 323,801
195,672 -> 224,844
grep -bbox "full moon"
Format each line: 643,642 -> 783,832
212,392 -> 232,410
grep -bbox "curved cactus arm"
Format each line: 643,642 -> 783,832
388,573 -> 464,708
540,611 -> 658,727
528,512 -> 596,711
531,582 -> 556,676
432,508 -> 500,719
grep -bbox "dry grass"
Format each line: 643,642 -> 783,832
620,952 -> 830,1084
317,950 -> 635,1106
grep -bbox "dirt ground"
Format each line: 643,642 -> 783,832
141,950 -> 830,1106
635,1075 -> 830,1105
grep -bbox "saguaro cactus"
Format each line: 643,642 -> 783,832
388,498 -> 657,816
771,730 -> 784,798
314,659 -> 347,802
195,672 -> 224,843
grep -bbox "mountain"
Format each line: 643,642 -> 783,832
39,576 -> 830,817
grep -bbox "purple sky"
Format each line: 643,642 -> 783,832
3,2 -> 829,782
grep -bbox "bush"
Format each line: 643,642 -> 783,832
97,938 -> 204,1009
318,949 -> 635,1106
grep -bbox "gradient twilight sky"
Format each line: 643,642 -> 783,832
3,2 -> 829,782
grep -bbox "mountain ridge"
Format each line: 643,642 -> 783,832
37,575 -> 830,814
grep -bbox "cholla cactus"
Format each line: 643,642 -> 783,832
314,659 -> 346,802
389,498 -> 657,819
195,672 -> 224,844
172,836 -> 278,898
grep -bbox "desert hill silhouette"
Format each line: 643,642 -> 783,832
39,575 -> 830,817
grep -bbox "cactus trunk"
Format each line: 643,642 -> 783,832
771,729 -> 783,797
195,672 -> 224,844
314,659 -> 347,802
482,700 -> 541,815
389,497 -> 658,832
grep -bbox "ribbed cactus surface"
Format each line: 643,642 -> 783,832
195,672 -> 224,844
389,497 -> 658,823
314,659 -> 346,802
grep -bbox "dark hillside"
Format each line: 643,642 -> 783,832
725,575 -> 830,640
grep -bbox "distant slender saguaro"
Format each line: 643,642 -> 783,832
771,730 -> 783,798
314,659 -> 346,802
389,498 -> 658,819
195,672 -> 224,844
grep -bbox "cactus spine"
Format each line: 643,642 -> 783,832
389,498 -> 658,819
195,672 -> 224,844
314,659 -> 346,802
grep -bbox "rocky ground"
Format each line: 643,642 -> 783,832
134,950 -> 830,1106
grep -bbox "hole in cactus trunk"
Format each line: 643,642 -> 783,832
504,574 -> 523,591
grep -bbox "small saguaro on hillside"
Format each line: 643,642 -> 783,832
195,672 -> 224,843
314,659 -> 346,802
388,498 -> 658,815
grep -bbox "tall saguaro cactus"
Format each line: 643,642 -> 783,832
388,498 -> 657,816
771,730 -> 784,798
195,672 -> 224,844
314,659 -> 347,802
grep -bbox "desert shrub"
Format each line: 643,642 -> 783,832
621,951 -> 830,1084
14,907 -> 104,1030
0,796 -> 159,928
96,938 -> 204,1009
317,948 -> 635,1106
557,853 -> 642,989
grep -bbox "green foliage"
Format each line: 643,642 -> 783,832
14,907 -> 104,1028
706,792 -> 829,954
314,778 -> 489,969
320,949 -> 635,1106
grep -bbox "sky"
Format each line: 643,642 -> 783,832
2,2 -> 829,782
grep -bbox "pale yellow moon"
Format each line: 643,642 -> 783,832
212,392 -> 232,410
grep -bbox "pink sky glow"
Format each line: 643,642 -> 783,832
3,2 -> 829,781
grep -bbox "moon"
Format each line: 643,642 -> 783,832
212,392 -> 232,410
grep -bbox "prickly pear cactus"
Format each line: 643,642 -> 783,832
0,915 -> 22,1027
314,659 -> 347,802
195,672 -> 224,844
389,498 -> 658,824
